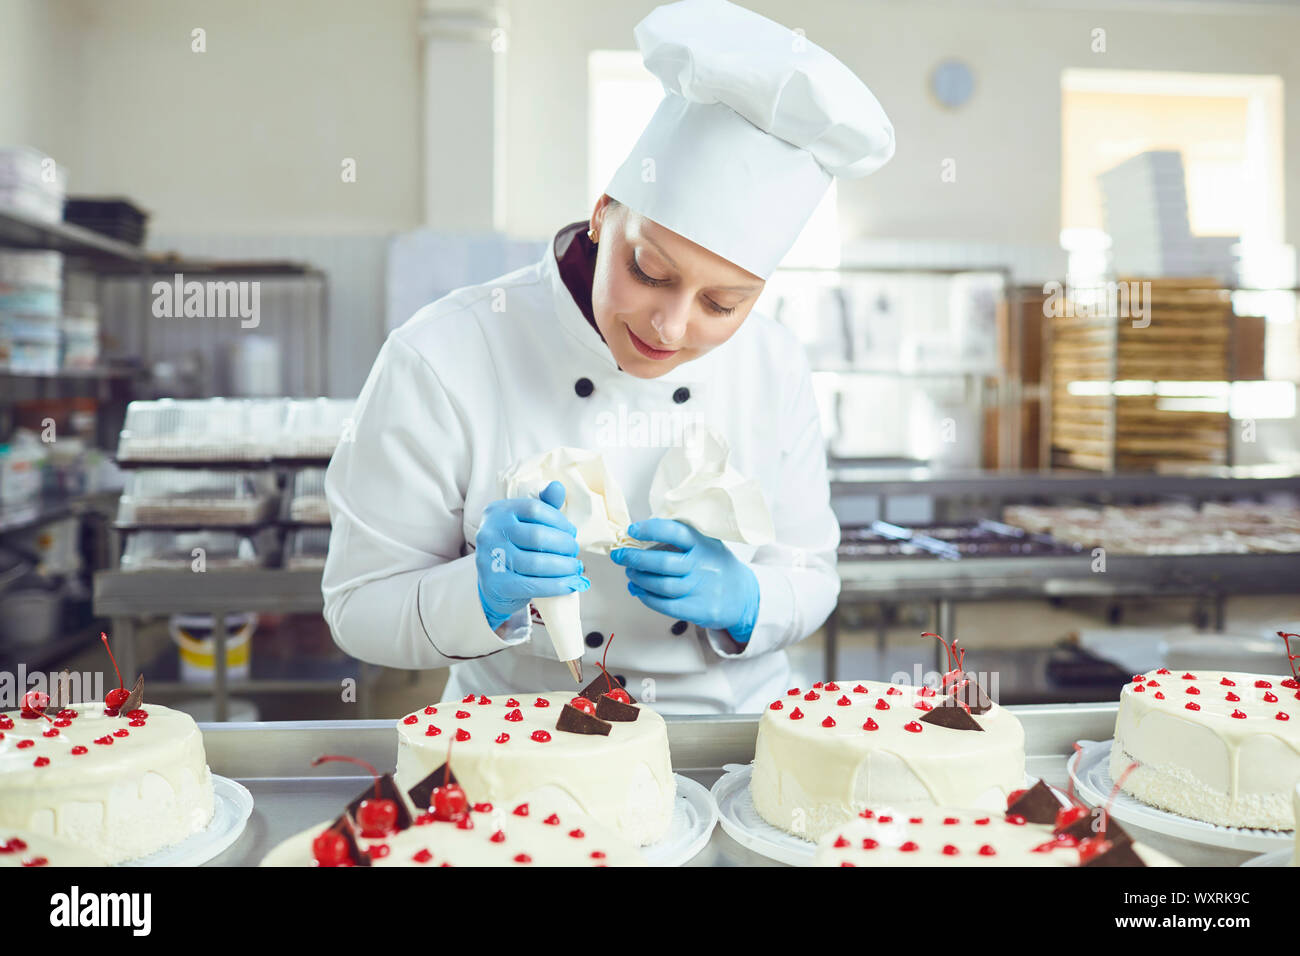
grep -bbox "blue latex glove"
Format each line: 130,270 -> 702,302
475,480 -> 590,631
610,518 -> 759,641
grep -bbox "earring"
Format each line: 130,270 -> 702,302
587,228 -> 598,243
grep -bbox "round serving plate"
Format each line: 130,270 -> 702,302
1069,739 -> 1293,866
119,775 -> 253,867
1240,848 -> 1294,868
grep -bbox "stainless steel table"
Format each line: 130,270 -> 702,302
201,702 -> 1118,867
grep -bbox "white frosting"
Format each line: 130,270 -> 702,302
0,829 -> 106,867
262,801 -> 645,867
0,702 -> 214,863
395,691 -> 676,846
751,679 -> 1026,843
812,808 -> 1179,867
1111,668 -> 1300,829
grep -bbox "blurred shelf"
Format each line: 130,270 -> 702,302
0,490 -> 117,534
94,567 -> 323,616
0,207 -> 146,262
0,626 -> 103,674
137,646 -> 373,696
0,365 -> 141,401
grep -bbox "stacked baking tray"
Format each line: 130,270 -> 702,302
839,519 -> 1084,563
281,468 -> 330,570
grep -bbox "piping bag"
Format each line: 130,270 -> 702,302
499,427 -> 775,683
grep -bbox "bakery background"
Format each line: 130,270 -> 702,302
1,0 -> 1299,726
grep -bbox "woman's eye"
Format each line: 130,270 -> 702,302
628,258 -> 669,286
705,299 -> 736,316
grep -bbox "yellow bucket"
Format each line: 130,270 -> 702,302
169,613 -> 256,683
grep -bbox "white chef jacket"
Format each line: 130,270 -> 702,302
321,236 -> 840,714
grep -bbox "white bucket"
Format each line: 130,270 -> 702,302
169,612 -> 256,683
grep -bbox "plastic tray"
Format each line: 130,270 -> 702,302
283,467 -> 330,524
119,775 -> 253,867
284,526 -> 330,570
119,528 -> 279,571
116,469 -> 278,528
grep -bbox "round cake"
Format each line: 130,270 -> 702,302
1110,667 -> 1300,829
751,679 -> 1026,842
263,800 -> 645,868
0,830 -> 106,867
0,699 -> 214,863
395,689 -> 675,846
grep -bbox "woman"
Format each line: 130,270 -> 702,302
322,0 -> 894,713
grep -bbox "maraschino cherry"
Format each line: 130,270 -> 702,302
100,632 -> 130,713
312,754 -> 399,838
596,634 -> 632,704
569,696 -> 597,716
311,823 -> 351,867
428,740 -> 469,823
20,690 -> 49,719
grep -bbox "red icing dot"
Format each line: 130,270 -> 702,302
424,705 -> 437,715
1185,702 -> 1201,711
789,707 -> 804,720
1154,692 -> 1165,700
113,729 -> 129,738
943,817 -> 959,825
57,709 -> 77,719
877,815 -> 892,824
403,715 -> 418,725
978,845 -> 996,856
495,732 -> 510,744
504,709 -> 523,722
915,701 -> 933,712
473,802 -> 493,813
874,699 -> 890,711
886,686 -> 902,696
852,684 -> 869,694
42,728 -> 58,738
918,686 -> 936,697
1276,712 -> 1290,721
530,730 -> 551,743
1230,709 -> 1247,719
506,698 -> 520,708
456,816 -> 473,830
478,695 -> 491,705
769,700 -> 783,711
942,844 -> 959,855
16,739 -> 33,749
824,682 -> 840,691
786,688 -> 800,696
513,853 -> 532,864
1255,680 -> 1272,689
1133,685 -> 1146,693
95,735 -> 114,745
455,710 -> 471,719
22,856 -> 48,867
1283,679 -> 1299,689
1181,672 -> 1196,680
70,746 -> 87,755
1220,677 -> 1236,687
1132,675 -> 1147,683
861,838 -> 879,850
858,809 -> 875,819
909,816 -> 923,824
833,836 -> 850,848
903,721 -> 923,733
834,696 -> 850,707
1264,692 -> 1279,703
862,718 -> 879,731
1226,692 -> 1240,702
543,813 -> 560,825
534,697 -> 550,708
1147,680 -> 1161,688
899,841 -> 919,852
0,716 -> 12,729
33,756 -> 49,767
513,803 -> 529,816
129,719 -> 146,727
462,694 -> 476,703
455,728 -> 471,741
974,817 -> 990,825
804,690 -> 820,701
412,848 -> 433,863
53,718 -> 71,727
490,830 -> 506,843
569,829 -> 584,839
426,725 -> 441,736
821,716 -> 836,728
1185,686 -> 1200,696
813,681 -> 823,689
1007,814 -> 1027,826
1156,668 -> 1170,674
590,850 -> 606,859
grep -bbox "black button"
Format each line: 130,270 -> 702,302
584,631 -> 603,648
615,674 -> 627,687
670,620 -> 688,635
672,386 -> 690,404
575,378 -> 594,398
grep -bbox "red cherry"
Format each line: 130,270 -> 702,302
569,696 -> 596,716
769,700 -> 783,711
942,844 -> 959,856
312,829 -> 350,866
530,730 -> 551,742
504,709 -> 523,722
105,688 -> 130,710
789,707 -> 804,720
861,838 -> 879,850
1226,692 -> 1240,702
412,848 -> 433,864
978,845 -> 996,856
862,718 -> 879,731
21,690 -> 49,714
357,798 -> 399,837
505,698 -> 520,708
495,732 -> 510,744
1055,806 -> 1088,830
534,697 -> 550,708
1186,702 -> 1200,711
1006,788 -> 1027,806
903,721 -> 923,733
431,783 -> 469,822
821,716 -> 836,728
874,699 -> 889,711
455,710 -> 471,719
853,684 -> 869,694
603,687 -> 632,705
403,715 -> 418,725
425,725 -> 441,736
455,728 -> 471,741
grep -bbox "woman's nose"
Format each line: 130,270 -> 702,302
650,302 -> 689,345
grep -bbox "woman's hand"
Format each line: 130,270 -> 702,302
475,480 -> 589,631
610,518 -> 759,640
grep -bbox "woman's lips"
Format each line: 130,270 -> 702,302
626,325 -> 680,360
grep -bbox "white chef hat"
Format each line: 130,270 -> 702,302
604,0 -> 895,280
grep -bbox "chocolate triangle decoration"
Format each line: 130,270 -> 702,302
1082,839 -> 1147,868
1057,812 -> 1130,846
327,814 -> 371,867
594,695 -> 639,723
918,700 -> 984,731
345,773 -> 413,832
578,673 -> 636,706
407,763 -> 459,812
950,678 -> 992,715
122,675 -> 144,714
556,704 -> 612,736
1006,780 -> 1061,825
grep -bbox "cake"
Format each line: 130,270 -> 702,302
0,830 -> 106,867
0,640 -> 215,864
751,670 -> 1026,843
263,754 -> 644,867
1110,649 -> 1300,830
813,779 -> 1179,867
394,680 -> 675,846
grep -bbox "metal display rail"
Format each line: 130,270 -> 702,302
199,702 -> 1118,867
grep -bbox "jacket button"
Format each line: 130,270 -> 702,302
584,631 -> 603,648
672,386 -> 690,404
670,620 -> 688,635
575,378 -> 594,398
615,674 -> 627,687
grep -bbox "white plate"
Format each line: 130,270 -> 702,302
119,775 -> 253,867
1068,740 -> 1293,854
642,774 -> 718,867
711,764 -> 1041,867
1241,848 -> 1294,868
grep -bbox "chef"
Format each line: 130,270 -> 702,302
322,0 -> 894,713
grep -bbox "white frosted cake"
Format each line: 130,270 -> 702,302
751,679 -> 1025,842
0,698 -> 214,863
0,830 -> 106,867
395,688 -> 675,846
1111,667 -> 1300,829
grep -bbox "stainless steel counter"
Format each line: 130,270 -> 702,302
201,702 -> 1118,867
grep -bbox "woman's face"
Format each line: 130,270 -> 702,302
589,199 -> 765,379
